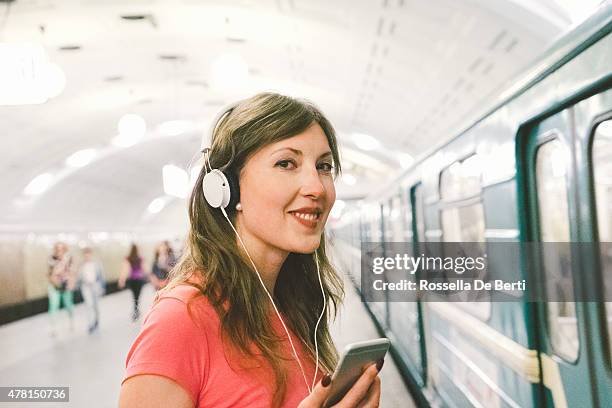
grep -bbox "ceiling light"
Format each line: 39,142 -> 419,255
163,165 -> 189,198
396,152 -> 414,169
23,172 -> 54,195
352,133 -> 381,151
111,134 -> 138,148
158,120 -> 192,136
118,113 -> 146,138
0,43 -> 65,105
147,197 -> 167,214
342,174 -> 357,186
210,53 -> 249,90
65,148 -> 97,168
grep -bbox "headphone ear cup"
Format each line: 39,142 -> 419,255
202,169 -> 231,208
225,171 -> 240,211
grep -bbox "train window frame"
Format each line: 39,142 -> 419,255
587,115 -> 612,368
439,153 -> 483,201
438,154 -> 491,321
534,134 -> 580,363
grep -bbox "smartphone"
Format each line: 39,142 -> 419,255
323,338 -> 390,407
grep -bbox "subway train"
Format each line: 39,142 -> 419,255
330,4 -> 612,408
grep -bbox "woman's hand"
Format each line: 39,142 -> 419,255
298,361 -> 382,408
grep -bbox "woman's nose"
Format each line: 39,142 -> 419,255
300,167 -> 325,198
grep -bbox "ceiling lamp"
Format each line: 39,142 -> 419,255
23,173 -> 54,196
147,197 -> 167,214
211,53 -> 249,90
65,148 -> 97,168
352,133 -> 381,151
396,152 -> 414,169
0,43 -> 66,105
113,114 -> 147,147
342,173 -> 357,186
118,113 -> 146,137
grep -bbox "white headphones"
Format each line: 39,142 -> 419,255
201,147 -> 326,393
202,169 -> 231,209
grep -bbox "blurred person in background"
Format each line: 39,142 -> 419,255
119,243 -> 148,322
78,246 -> 105,334
47,241 -> 76,336
150,241 -> 176,290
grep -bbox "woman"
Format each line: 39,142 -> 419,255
47,241 -> 76,336
119,93 -> 382,407
150,241 -> 176,290
118,244 -> 148,321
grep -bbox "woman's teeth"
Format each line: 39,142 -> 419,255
292,212 -> 319,221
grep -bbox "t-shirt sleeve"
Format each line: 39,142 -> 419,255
122,296 -> 209,405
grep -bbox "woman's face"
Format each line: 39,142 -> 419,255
236,123 -> 336,255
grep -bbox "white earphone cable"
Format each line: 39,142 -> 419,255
312,251 -> 326,390
220,206 -> 313,393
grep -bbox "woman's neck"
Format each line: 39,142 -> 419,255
235,225 -> 288,294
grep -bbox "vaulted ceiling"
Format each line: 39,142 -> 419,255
0,0 -> 600,232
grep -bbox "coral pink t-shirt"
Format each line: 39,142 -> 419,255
122,285 -> 322,407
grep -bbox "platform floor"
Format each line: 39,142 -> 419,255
0,278 -> 415,407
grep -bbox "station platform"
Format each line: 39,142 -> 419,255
0,277 -> 414,407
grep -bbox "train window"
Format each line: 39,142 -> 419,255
441,203 -> 486,242
390,195 -> 406,241
591,119 -> 612,362
535,138 -> 579,361
439,155 -> 489,318
441,202 -> 490,319
440,154 -> 482,200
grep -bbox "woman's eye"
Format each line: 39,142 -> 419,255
317,162 -> 334,173
275,159 -> 296,169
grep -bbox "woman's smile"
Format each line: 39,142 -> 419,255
288,208 -> 322,229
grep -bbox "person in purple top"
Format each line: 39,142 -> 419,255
119,243 -> 148,321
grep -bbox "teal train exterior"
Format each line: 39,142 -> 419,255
330,4 -> 612,407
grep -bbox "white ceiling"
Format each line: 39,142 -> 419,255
0,0 -> 597,232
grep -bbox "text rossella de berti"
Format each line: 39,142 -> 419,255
369,253 -> 526,293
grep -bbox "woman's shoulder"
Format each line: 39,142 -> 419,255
152,284 -> 217,325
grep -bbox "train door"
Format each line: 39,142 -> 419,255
574,89 -> 612,408
386,187 -> 427,387
523,108 -> 598,407
367,203 -> 388,329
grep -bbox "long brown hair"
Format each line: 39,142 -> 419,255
127,243 -> 141,269
161,92 -> 344,406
